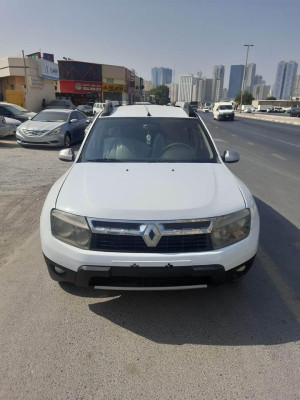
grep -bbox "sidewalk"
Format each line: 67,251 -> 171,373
236,112 -> 300,126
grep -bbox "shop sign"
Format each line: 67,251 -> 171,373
59,80 -> 102,93
103,83 -> 126,93
38,59 -> 59,80
29,76 -> 44,88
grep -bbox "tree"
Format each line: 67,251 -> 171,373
149,85 -> 170,105
266,96 -> 276,100
235,91 -> 254,105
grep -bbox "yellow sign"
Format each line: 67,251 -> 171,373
6,90 -> 25,108
102,83 -> 126,93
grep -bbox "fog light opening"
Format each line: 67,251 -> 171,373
236,265 -> 246,273
54,266 -> 65,274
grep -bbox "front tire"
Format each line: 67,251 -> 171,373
64,133 -> 71,148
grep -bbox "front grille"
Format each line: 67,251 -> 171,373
90,233 -> 212,253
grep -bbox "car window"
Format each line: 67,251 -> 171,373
32,111 -> 69,122
78,117 -> 217,163
76,111 -> 85,120
0,104 -> 28,115
219,105 -> 233,110
70,111 -> 78,120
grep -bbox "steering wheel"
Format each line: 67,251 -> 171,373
160,142 -> 195,157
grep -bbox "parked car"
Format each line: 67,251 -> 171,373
40,101 -> 260,291
0,115 -> 11,138
243,107 -> 252,113
290,107 -> 300,117
45,100 -> 76,110
4,117 -> 22,134
16,109 -> 89,147
93,102 -> 106,115
202,108 -> 210,113
0,102 -> 36,123
77,104 -> 93,116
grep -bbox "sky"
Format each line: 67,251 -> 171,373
2,0 -> 299,88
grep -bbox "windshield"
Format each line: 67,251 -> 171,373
78,117 -> 217,163
2,104 -> 28,115
219,105 -> 233,110
32,111 -> 69,122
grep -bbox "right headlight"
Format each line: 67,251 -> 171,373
51,209 -> 91,250
211,208 -> 251,249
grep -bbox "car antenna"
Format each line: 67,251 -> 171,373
144,104 -> 151,116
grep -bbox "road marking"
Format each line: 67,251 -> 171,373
272,153 -> 287,160
247,141 -> 255,146
232,134 -> 236,137
247,131 -> 300,148
214,138 -> 229,143
258,248 -> 300,324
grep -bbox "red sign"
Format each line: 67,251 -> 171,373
60,80 -> 102,94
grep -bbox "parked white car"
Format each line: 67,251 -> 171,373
40,102 -> 260,291
92,102 -> 106,115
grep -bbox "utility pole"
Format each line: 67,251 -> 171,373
22,50 -> 28,93
240,44 -> 254,112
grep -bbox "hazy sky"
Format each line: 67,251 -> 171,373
2,0 -> 299,87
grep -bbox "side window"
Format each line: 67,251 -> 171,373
0,107 -> 9,116
76,111 -> 85,120
70,111 -> 77,121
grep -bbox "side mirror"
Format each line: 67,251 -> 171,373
28,116 -> 32,120
59,148 -> 74,161
86,119 -> 90,124
70,118 -> 78,123
222,149 -> 239,163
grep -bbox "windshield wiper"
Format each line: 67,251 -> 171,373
84,158 -> 125,162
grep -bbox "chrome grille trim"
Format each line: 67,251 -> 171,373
87,218 -> 214,236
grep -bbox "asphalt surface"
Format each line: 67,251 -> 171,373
0,116 -> 299,399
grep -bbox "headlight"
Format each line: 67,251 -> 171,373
47,127 -> 62,135
211,208 -> 251,249
51,209 -> 91,250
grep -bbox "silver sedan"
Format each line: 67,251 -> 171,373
16,109 -> 89,147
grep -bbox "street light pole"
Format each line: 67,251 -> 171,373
240,44 -> 254,112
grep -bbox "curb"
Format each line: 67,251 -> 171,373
236,113 -> 300,126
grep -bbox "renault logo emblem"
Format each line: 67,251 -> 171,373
142,224 -> 161,247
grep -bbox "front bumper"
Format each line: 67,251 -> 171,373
219,113 -> 234,120
44,254 -> 256,289
16,133 -> 64,147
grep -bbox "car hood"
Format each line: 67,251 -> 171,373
19,120 -> 64,132
5,117 -> 22,126
56,163 -> 245,220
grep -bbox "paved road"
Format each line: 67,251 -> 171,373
0,117 -> 299,400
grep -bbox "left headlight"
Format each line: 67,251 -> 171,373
51,209 -> 91,250
211,208 -> 251,250
47,127 -> 62,136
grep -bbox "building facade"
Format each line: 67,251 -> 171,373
178,74 -> 196,102
293,75 -> 300,98
252,84 -> 271,100
228,65 -> 244,99
274,61 -> 298,100
166,83 -> 179,103
212,65 -> 225,102
243,63 -> 256,92
0,55 -> 57,111
151,67 -> 172,85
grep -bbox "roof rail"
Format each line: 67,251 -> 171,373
174,101 -> 196,117
101,101 -> 113,116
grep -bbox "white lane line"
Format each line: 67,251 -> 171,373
231,134 -> 236,137
247,131 -> 300,148
247,141 -> 255,145
272,153 -> 287,160
214,138 -> 229,143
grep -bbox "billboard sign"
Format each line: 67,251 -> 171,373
26,52 -> 41,59
38,59 -> 59,80
43,53 -> 54,62
59,80 -> 102,93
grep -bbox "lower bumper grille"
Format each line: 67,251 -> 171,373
90,233 -> 212,253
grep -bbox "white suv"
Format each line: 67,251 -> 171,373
40,102 -> 259,291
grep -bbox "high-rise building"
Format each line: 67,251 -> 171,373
166,82 -> 179,103
228,65 -> 244,99
244,63 -> 256,92
204,79 -> 213,102
212,65 -> 225,102
253,75 -> 264,85
222,88 -> 228,101
252,84 -> 271,100
178,74 -> 196,102
151,67 -> 172,85
293,75 -> 300,97
274,61 -> 298,99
